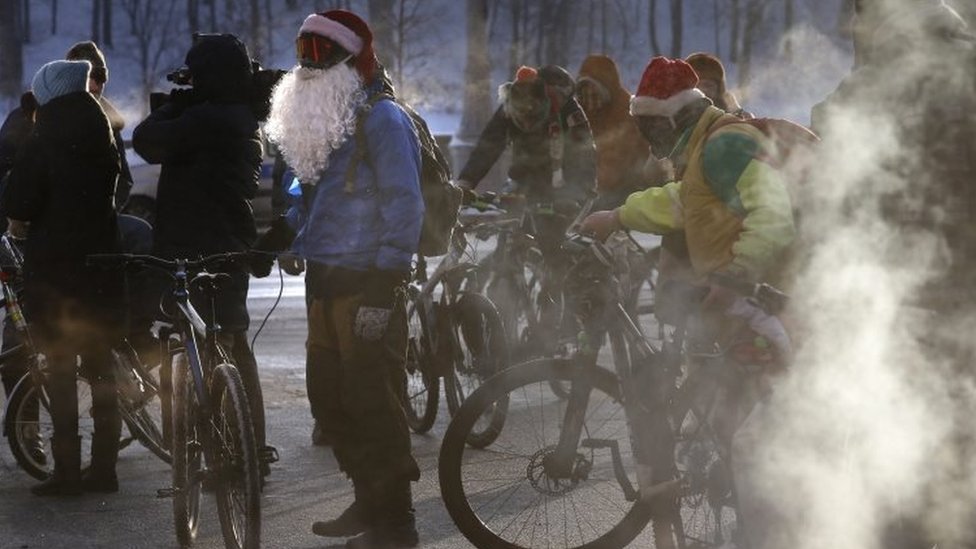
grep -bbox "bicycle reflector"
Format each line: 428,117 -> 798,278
296,33 -> 352,70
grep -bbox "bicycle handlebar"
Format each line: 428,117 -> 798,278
86,251 -> 255,274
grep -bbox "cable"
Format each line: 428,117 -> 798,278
250,260 -> 285,352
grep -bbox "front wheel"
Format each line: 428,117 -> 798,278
172,351 -> 202,547
211,363 -> 261,549
443,292 -> 509,449
403,290 -> 439,433
439,358 -> 653,549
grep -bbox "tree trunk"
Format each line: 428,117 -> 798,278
188,0 -> 198,32
783,0 -> 793,60
669,0 -> 682,57
103,0 -> 113,47
713,0 -> 721,55
264,0 -> 273,62
367,0 -> 396,70
738,0 -> 764,88
510,0 -> 522,77
249,0 -> 262,60
92,0 -> 101,42
0,0 -> 24,100
600,0 -> 607,53
460,0 -> 492,139
729,0 -> 740,63
648,0 -> 661,56
209,0 -> 217,32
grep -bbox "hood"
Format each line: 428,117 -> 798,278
576,55 -> 633,136
186,34 -> 253,102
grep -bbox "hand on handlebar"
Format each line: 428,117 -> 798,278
578,209 -> 621,241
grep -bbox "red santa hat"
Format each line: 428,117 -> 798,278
630,56 -> 706,118
299,10 -> 377,82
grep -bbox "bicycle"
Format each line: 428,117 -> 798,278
88,251 -> 261,549
1,235 -> 170,480
402,205 -> 510,448
438,233 -> 788,549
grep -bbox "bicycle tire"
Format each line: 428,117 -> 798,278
113,345 -> 171,465
443,292 -> 509,449
211,363 -> 261,549
4,370 -> 94,480
403,291 -> 439,433
172,351 -> 202,547
439,358 -> 654,549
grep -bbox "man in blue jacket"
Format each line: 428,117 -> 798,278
265,9 -> 423,549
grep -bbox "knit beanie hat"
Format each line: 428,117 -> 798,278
299,10 -> 376,82
31,60 -> 91,106
685,52 -> 726,88
66,41 -> 107,83
630,56 -> 705,118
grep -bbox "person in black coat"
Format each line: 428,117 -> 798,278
1,59 -> 124,496
132,33 -> 275,474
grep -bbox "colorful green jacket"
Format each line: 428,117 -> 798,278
618,106 -> 795,282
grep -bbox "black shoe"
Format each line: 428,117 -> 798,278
311,422 -> 332,446
311,500 -> 367,538
80,468 -> 119,493
31,436 -> 82,497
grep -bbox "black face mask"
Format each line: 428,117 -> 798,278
635,115 -> 680,158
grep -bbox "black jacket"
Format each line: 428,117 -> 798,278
132,98 -> 261,259
459,99 -> 596,205
0,91 -> 122,321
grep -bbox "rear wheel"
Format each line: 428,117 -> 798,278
439,358 -> 654,549
172,351 -> 202,547
402,287 -> 439,433
443,292 -> 509,449
5,366 -> 93,480
211,363 -> 261,549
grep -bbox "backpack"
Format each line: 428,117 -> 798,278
345,93 -> 462,257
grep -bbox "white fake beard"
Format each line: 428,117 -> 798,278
265,64 -> 366,185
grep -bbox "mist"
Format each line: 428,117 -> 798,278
734,2 -> 976,548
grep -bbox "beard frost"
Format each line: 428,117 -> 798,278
265,64 -> 366,185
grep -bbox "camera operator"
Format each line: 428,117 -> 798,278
132,33 -> 279,478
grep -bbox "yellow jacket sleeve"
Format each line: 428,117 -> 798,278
617,181 -> 684,234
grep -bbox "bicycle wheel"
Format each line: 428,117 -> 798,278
211,363 -> 261,549
403,290 -> 439,433
113,345 -> 171,464
4,369 -> 94,480
443,292 -> 509,449
672,401 -> 738,547
172,351 -> 202,547
439,358 -> 654,549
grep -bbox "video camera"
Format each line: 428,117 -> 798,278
151,33 -> 286,120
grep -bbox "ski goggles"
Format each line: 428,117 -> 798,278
296,33 -> 352,70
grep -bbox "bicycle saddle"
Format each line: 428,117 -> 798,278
190,272 -> 234,296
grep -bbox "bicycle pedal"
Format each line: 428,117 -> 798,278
156,487 -> 178,498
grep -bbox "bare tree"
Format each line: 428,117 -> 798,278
737,0 -> 767,87
784,0 -> 794,59
729,0 -> 740,62
670,0 -> 683,56
713,0 -> 721,55
0,0 -> 24,101
21,0 -> 30,43
92,0 -> 102,42
648,0 -> 662,56
188,0 -> 199,32
119,0 -> 185,113
103,0 -> 114,47
367,0 -> 396,69
510,0 -> 523,77
460,0 -> 492,140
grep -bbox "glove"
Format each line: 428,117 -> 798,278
354,269 -> 409,341
248,250 -> 275,278
254,215 -> 297,253
579,208 -> 622,241
279,253 -> 305,276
